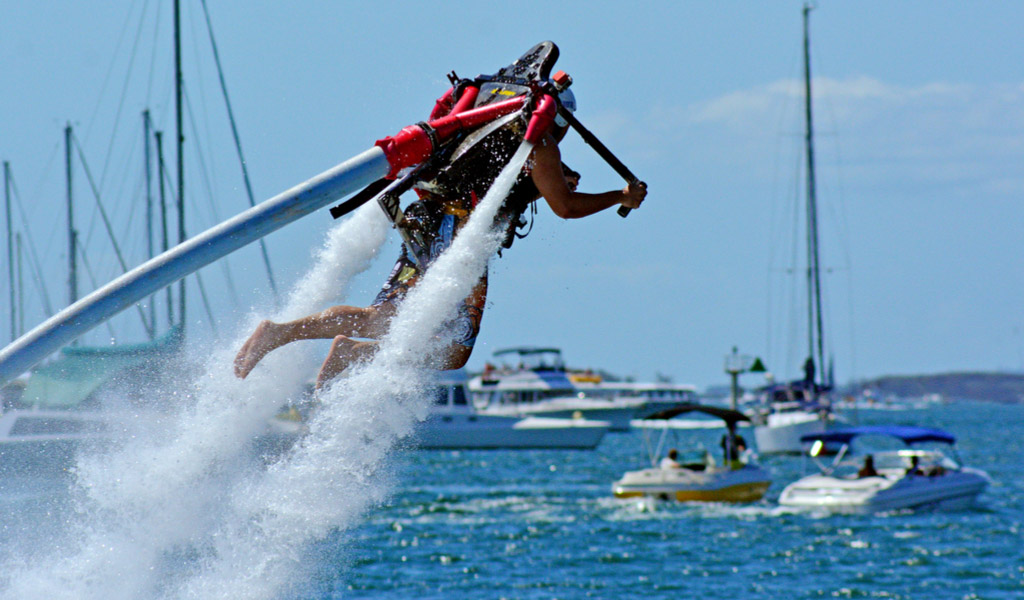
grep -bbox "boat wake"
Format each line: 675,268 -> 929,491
0,142 -> 534,600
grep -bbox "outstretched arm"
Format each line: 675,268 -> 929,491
531,134 -> 647,219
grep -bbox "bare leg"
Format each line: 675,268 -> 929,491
234,303 -> 396,379
315,336 -> 379,390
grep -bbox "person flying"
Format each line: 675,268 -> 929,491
234,84 -> 647,389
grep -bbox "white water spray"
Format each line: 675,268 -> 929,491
1,141 -> 534,600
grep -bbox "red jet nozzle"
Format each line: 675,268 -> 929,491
375,96 -> 526,178
524,93 -> 557,144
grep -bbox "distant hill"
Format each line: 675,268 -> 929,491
847,372 -> 1024,404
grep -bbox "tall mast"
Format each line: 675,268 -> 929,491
144,110 -> 156,338
174,0 -> 186,332
802,3 -> 826,388
4,161 -> 13,343
15,233 -> 23,337
65,124 -> 78,311
156,130 -> 174,329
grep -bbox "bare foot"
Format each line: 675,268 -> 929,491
234,320 -> 287,379
315,336 -> 377,390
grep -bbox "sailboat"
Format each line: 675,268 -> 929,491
0,1 -> 268,473
751,4 -> 833,455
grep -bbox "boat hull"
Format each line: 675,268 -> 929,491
612,465 -> 772,503
0,409 -> 112,475
415,415 -> 608,450
779,470 -> 990,514
753,411 -> 825,454
479,404 -> 637,432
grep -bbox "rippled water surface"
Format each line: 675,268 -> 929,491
318,401 -> 1024,599
2,401 -> 1022,599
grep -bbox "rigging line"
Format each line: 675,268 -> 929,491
97,0 -> 152,192
7,171 -> 55,318
193,269 -> 219,338
105,118 -> 145,250
71,133 -> 131,273
821,116 -> 859,383
784,149 -> 803,380
186,1 -> 216,163
83,0 -> 142,145
117,171 -> 147,267
199,0 -> 280,305
71,133 -> 157,339
181,84 -> 240,308
74,236 -> 119,342
766,80 -> 805,369
144,0 -> 161,105
28,138 -> 62,262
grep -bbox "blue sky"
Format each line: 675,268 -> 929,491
2,1 -> 1023,389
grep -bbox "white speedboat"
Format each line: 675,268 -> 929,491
469,347 -> 641,431
779,425 -> 990,513
612,404 -> 772,503
415,370 -> 609,450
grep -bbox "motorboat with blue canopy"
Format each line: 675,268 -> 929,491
800,425 -> 955,447
780,424 -> 989,513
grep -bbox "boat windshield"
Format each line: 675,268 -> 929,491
871,450 -> 958,472
430,386 -> 448,406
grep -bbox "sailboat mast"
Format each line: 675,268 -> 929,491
65,124 -> 78,310
174,0 -> 186,332
802,3 -> 826,387
143,110 -> 156,338
156,130 -> 174,329
4,161 -> 13,343
15,233 -> 23,338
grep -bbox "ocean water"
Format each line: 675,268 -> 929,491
1,148 -> 1020,599
0,402 -> 1021,599
301,401 -> 1022,600
0,141 -> 536,600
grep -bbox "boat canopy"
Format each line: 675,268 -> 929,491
643,403 -> 750,426
492,347 -> 565,371
20,325 -> 182,408
800,425 -> 956,446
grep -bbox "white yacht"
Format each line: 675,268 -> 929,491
468,347 -> 642,431
262,370 -> 611,452
571,378 -> 699,420
612,405 -> 772,503
750,381 -> 830,455
415,371 -> 609,450
779,425 -> 990,513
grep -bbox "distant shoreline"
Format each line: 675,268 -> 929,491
845,372 -> 1024,404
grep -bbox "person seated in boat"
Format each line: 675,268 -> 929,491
720,433 -> 748,470
233,88 -> 648,389
660,448 -> 683,469
906,455 -> 924,476
857,455 -> 879,478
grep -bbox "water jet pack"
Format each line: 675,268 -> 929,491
0,41 -> 644,385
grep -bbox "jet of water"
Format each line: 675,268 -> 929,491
0,140 -> 535,600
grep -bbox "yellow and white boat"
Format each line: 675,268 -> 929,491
612,405 -> 772,503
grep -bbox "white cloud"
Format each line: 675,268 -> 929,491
690,76 -> 979,131
599,77 -> 1024,200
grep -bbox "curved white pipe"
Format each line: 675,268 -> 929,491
0,146 -> 389,385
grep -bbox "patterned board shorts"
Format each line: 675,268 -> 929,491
372,213 -> 487,349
